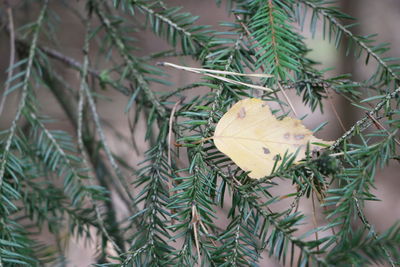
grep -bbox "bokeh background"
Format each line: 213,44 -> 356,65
0,0 -> 399,266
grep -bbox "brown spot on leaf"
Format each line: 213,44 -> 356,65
262,147 -> 270,154
273,154 -> 281,161
237,107 -> 246,119
284,133 -> 290,140
294,134 -> 305,140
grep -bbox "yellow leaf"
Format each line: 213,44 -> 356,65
213,98 -> 333,179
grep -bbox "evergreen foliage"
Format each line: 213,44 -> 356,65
0,0 -> 399,266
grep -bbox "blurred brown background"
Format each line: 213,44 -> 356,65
0,0 -> 399,266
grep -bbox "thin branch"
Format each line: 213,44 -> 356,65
277,81 -> 298,117
136,2 -> 206,50
167,97 -> 183,225
0,0 -> 49,191
324,86 -> 346,132
311,191 -> 320,252
37,54 -> 140,238
284,185 -> 307,216
14,38 -> 131,96
331,87 -> 400,149
77,15 -> 124,255
209,162 -> 329,266
168,98 -> 184,173
0,4 -> 15,116
160,83 -> 202,101
267,0 -> 280,72
204,36 -> 242,137
41,45 -> 100,78
366,113 -> 400,147
95,7 -> 167,116
121,244 -> 149,267
299,0 -> 400,82
353,196 -> 396,267
267,2 -> 300,117
191,205 -> 202,264
84,76 -> 135,204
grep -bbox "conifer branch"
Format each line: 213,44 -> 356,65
116,0 -> 210,56
210,162 -> 329,266
95,7 -> 167,116
1,1 -> 399,265
136,3 -> 205,50
331,87 -> 400,149
298,0 -> 400,82
0,0 -> 48,192
78,14 -> 125,255
17,40 -> 131,96
170,31 -> 243,265
354,196 -> 396,267
84,66 -> 135,204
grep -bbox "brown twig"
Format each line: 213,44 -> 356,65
311,191 -> 320,252
39,45 -> 101,78
277,81 -> 298,117
168,98 -> 185,169
192,205 -> 202,265
366,112 -> 400,147
324,87 -> 346,132
14,38 -> 131,96
167,97 -> 184,224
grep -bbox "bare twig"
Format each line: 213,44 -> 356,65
277,81 -> 298,117
311,191 -> 320,252
168,97 -> 185,169
324,87 -> 346,132
191,205 -> 202,265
